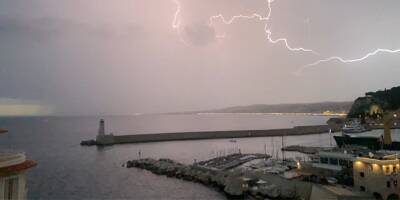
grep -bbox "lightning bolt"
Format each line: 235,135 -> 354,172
303,48 -> 400,70
208,0 -> 317,54
172,0 -> 181,29
172,0 -> 189,44
172,0 -> 400,72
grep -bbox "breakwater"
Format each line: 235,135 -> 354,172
82,125 -> 337,146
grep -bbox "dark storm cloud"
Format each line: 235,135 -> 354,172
0,16 -> 145,41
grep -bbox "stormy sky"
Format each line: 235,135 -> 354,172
1,0 -> 400,115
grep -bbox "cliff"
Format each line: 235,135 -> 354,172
347,86 -> 400,118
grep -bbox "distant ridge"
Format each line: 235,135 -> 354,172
191,101 -> 352,114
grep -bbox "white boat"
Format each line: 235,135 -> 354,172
342,121 -> 367,133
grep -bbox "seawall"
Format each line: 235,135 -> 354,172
109,125 -> 335,145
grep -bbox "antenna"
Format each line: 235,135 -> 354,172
282,134 -> 285,162
264,142 -> 267,156
271,137 -> 275,159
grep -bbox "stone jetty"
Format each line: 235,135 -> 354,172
126,154 -> 312,199
82,123 -> 338,146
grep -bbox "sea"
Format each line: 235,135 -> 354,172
0,114 -> 339,199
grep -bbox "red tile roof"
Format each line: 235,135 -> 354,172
0,160 -> 36,177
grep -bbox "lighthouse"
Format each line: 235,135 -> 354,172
98,119 -> 105,137
96,119 -> 114,145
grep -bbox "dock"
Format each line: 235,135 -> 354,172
81,122 -> 338,146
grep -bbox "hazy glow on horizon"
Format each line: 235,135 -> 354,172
0,98 -> 52,116
0,0 -> 400,115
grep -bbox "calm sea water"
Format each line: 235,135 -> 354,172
0,114 -> 334,199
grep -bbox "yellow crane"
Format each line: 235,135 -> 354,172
383,112 -> 398,146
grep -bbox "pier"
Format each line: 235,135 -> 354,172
81,119 -> 339,146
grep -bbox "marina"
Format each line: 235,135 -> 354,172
0,115 -> 336,199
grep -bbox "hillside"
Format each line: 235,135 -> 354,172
348,86 -> 400,118
197,102 -> 352,114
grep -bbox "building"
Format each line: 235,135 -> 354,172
0,129 -> 36,200
312,150 -> 355,172
353,153 -> 400,200
0,128 -> 36,200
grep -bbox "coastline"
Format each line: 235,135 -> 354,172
193,112 -> 347,116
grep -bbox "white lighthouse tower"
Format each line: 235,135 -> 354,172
98,119 -> 105,137
95,119 -> 114,145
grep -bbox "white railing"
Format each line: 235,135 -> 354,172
0,152 -> 26,168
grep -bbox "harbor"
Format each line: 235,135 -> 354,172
83,116 -> 400,199
126,138 -> 400,200
120,109 -> 400,200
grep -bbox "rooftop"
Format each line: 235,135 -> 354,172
317,146 -> 399,160
0,152 -> 36,176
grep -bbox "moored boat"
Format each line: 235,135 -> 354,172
342,121 -> 367,133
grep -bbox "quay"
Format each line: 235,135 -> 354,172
81,119 -> 339,146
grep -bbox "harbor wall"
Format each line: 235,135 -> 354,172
113,125 -> 337,144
